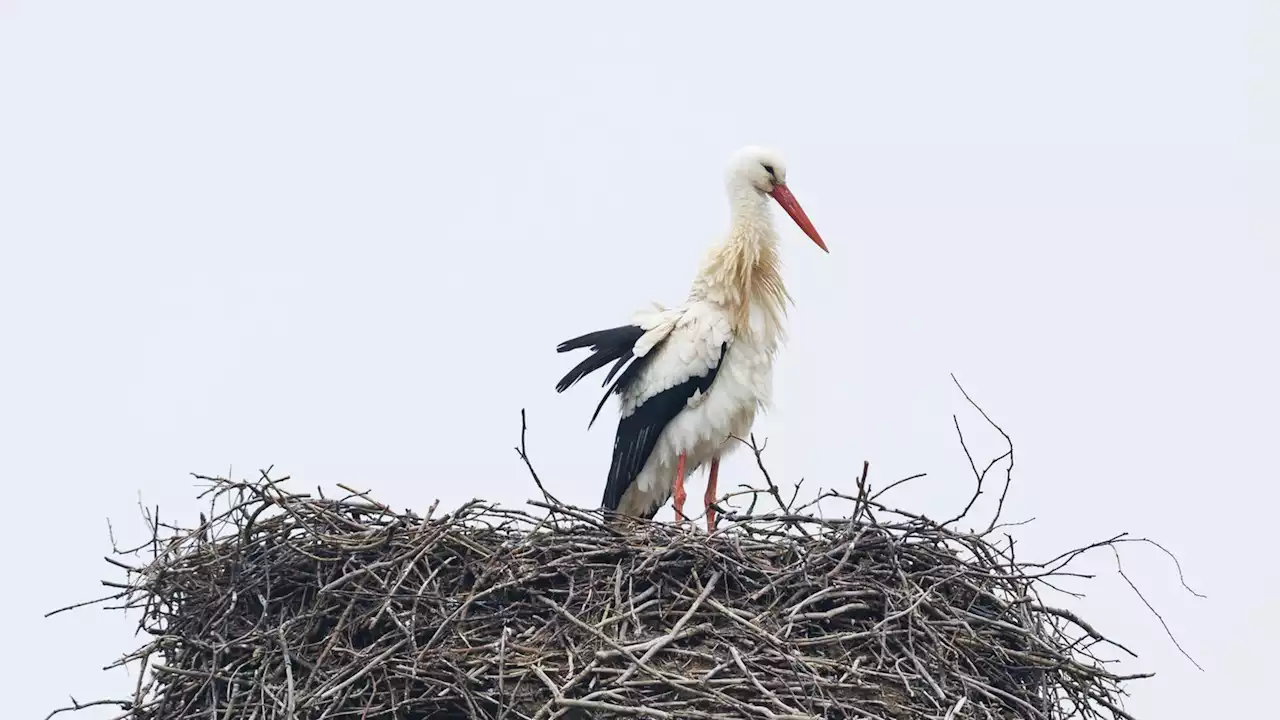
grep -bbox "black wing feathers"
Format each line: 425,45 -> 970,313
555,325 -> 645,393
600,342 -> 729,514
556,324 -> 663,428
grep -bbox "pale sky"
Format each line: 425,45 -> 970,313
2,2 -> 1276,718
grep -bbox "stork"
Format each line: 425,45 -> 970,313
555,146 -> 828,533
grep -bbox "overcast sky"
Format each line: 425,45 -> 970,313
2,2 -> 1276,718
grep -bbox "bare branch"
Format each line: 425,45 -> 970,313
516,408 -> 561,506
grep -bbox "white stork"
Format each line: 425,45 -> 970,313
555,146 -> 828,532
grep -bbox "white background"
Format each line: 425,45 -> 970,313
2,2 -> 1276,718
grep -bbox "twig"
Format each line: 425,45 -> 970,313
516,408 -> 560,505
1110,544 -> 1203,671
44,699 -> 132,720
950,373 -> 1016,533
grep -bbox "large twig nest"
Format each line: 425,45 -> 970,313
61,464 -> 1150,720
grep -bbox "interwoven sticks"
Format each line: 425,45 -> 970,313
53,472 -> 1154,720
50,384 -> 1191,720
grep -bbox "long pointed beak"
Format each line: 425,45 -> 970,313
767,184 -> 828,253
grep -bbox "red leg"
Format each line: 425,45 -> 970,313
704,457 -> 720,533
672,453 -> 688,522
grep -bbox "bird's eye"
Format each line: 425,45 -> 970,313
762,164 -> 775,177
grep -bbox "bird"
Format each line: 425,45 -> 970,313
554,145 -> 828,533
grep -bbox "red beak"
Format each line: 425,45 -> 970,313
767,184 -> 828,253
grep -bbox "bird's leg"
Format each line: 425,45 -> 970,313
672,453 -> 688,522
704,457 -> 720,534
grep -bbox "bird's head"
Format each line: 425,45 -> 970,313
725,145 -> 828,253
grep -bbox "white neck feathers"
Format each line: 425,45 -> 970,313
690,186 -> 792,349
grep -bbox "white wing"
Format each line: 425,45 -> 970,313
619,301 -> 735,417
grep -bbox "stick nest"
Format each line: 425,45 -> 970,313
56,392 -> 1183,720
66,471 -> 1152,720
